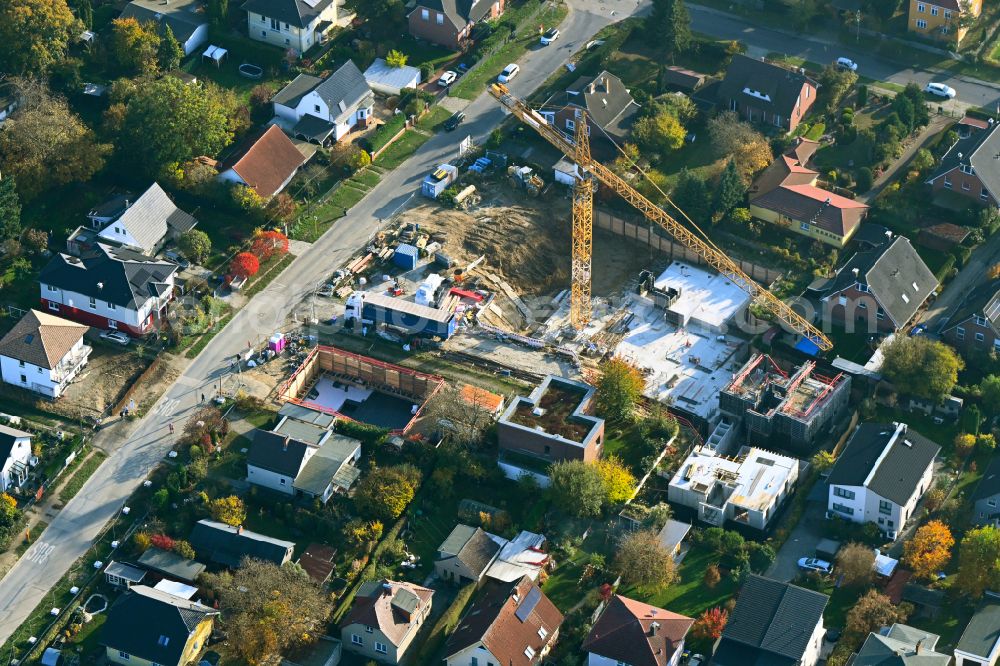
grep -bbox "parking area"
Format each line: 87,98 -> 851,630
767,492 -> 829,582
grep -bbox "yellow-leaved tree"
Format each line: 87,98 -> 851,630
210,495 -> 246,527
903,520 -> 954,580
597,456 -> 636,504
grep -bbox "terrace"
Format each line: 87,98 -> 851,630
510,381 -> 592,442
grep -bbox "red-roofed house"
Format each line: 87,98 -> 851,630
217,124 -> 307,199
749,137 -> 869,247
583,595 -> 694,666
340,579 -> 433,664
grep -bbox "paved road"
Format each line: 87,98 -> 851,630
688,3 -> 1000,111
918,227 -> 1000,333
0,0 -> 643,647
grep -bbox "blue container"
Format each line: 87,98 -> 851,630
393,243 -> 419,270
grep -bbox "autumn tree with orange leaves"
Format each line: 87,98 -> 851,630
693,607 -> 728,640
904,520 -> 954,580
250,229 -> 289,262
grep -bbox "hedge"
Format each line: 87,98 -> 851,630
363,114 -> 407,153
415,582 -> 477,662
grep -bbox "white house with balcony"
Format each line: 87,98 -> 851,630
39,245 -> 178,337
827,422 -> 939,539
0,310 -> 91,399
272,60 -> 374,145
0,424 -> 32,493
241,0 -> 351,55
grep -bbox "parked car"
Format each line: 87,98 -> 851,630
498,63 -> 520,83
100,330 -> 131,346
438,70 -> 457,87
835,57 -> 858,72
541,28 -> 560,45
687,655 -> 705,666
443,111 -> 465,131
797,557 -> 832,574
825,628 -> 842,643
924,82 -> 957,99
163,250 -> 190,269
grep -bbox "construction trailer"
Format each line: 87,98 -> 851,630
422,164 -> 458,199
345,290 -> 457,339
393,243 -> 420,270
720,354 -> 851,454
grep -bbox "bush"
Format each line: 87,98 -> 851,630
416,582 -> 477,662
855,167 -> 873,193
857,84 -> 868,107
364,114 -> 406,153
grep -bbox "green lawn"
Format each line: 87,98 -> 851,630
825,327 -> 875,363
58,451 -> 108,504
602,422 -> 652,476
375,130 -> 433,169
392,35 -> 459,70
450,4 -> 569,99
620,545 -> 737,617
416,105 -> 454,132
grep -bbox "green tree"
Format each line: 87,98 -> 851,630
178,229 -> 211,263
900,82 -> 930,128
597,456 -> 636,504
596,357 -> 645,421
0,176 -> 22,241
713,159 -> 745,219
342,0 -> 405,38
207,0 -> 229,24
210,495 -> 246,526
633,108 -> 686,155
672,168 -> 711,223
957,526 -> 1000,598
647,0 -> 693,56
549,460 -> 605,518
158,24 -> 183,72
110,17 -> 161,76
121,76 -> 235,178
980,375 -> 1000,414
354,466 -> 417,520
0,0 -> 81,74
614,529 -> 678,589
880,336 -> 963,403
76,0 -> 92,29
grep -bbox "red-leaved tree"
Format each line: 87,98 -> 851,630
250,230 -> 289,262
150,534 -> 175,551
693,607 -> 728,640
230,252 -> 260,280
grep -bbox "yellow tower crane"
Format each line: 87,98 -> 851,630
488,83 -> 833,352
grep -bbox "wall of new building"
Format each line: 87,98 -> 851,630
801,618 -> 825,666
246,9 -> 331,53
0,338 -> 89,398
828,471 -> 931,536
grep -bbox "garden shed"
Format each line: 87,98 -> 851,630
364,58 -> 422,96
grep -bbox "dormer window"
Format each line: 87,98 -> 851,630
961,163 -> 975,175
157,635 -> 169,647
976,316 -> 988,327
856,283 -> 869,293
741,87 -> 771,102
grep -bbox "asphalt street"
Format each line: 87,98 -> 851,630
0,0 -> 642,646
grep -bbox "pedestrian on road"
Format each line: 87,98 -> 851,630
201,393 -> 206,403
168,423 -> 174,435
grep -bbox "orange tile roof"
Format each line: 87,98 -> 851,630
460,384 -> 505,413
222,125 -> 306,199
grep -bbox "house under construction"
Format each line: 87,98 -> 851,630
720,354 -> 850,453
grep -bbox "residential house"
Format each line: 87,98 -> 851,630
119,0 -> 209,55
926,117 -> 1000,206
444,575 -> 564,666
717,54 -> 818,133
827,422 -> 939,539
749,137 -> 869,247
582,595 -> 693,666
941,278 -> 1000,356
908,0 -> 982,45
39,245 -> 179,337
660,65 -> 705,92
188,519 -> 294,567
68,183 -> 198,257
273,61 -> 374,144
542,71 -> 641,154
246,412 -> 362,502
954,594 -> 1000,666
136,547 -> 207,585
851,623 -> 950,664
101,585 -> 218,666
340,579 -> 434,664
0,310 -> 91,399
496,376 -> 605,480
713,575 -> 828,666
408,0 -> 505,51
217,124 -> 308,200
105,561 -> 147,590
971,457 -> 1000,527
435,524 -> 502,586
668,445 -> 799,530
816,235 -> 938,333
241,0 -> 349,54
364,58 -> 422,96
0,425 -> 32,493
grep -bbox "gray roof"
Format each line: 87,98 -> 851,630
293,433 -> 361,495
927,122 -> 1000,202
438,524 -> 501,576
412,0 -> 495,29
248,429 -> 311,477
827,423 -> 939,506
0,424 -> 30,464
105,560 -> 147,583
901,583 -> 945,608
99,183 -> 197,254
273,62 -> 373,125
189,519 -> 294,567
956,598 -> 1000,658
273,73 -> 324,108
719,575 -> 828,662
718,54 -> 818,119
241,0 -> 335,29
100,585 -> 217,665
120,0 -> 207,44
364,58 -> 422,90
942,278 -> 1000,336
273,416 -> 331,446
292,114 -> 336,143
137,547 -> 206,583
278,402 -> 335,427
823,236 -> 937,329
39,244 -> 178,311
852,624 -> 948,665
973,457 -> 1000,502
657,519 -> 691,551
562,71 -> 640,138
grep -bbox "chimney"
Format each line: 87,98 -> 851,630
915,638 -> 925,654
649,621 -> 660,637
283,435 -> 290,451
588,81 -> 596,95
852,268 -> 860,278
602,75 -> 610,93
97,282 -> 104,290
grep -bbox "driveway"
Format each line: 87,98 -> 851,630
767,498 -> 828,583
0,0 -> 647,646
919,228 -> 1000,334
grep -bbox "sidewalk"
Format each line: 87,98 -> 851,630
858,115 -> 952,204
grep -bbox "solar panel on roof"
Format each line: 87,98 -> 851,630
514,586 -> 541,622
986,296 -> 1000,320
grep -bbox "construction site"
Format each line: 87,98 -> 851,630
719,354 -> 851,454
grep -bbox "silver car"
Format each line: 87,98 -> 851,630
100,330 -> 131,346
924,82 -> 957,99
798,557 -> 832,574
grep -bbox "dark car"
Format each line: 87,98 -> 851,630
444,112 -> 466,131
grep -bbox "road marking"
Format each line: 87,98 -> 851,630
24,541 -> 55,565
152,398 -> 180,418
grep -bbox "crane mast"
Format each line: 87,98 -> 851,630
488,83 -> 833,352
571,118 -> 594,330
